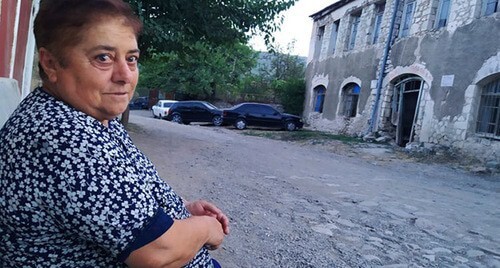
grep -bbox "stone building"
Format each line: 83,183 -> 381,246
304,0 -> 499,163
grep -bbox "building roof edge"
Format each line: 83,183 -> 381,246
309,0 -> 356,20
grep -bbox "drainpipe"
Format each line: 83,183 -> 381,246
367,0 -> 400,134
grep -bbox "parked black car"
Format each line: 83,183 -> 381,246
222,103 -> 303,131
128,96 -> 149,110
166,101 -> 223,126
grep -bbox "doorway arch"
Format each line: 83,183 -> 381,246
392,75 -> 425,146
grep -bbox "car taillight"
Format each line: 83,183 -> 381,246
222,111 -> 227,117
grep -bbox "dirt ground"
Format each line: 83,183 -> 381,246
128,110 -> 499,268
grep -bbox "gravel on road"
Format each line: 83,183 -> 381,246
128,110 -> 500,268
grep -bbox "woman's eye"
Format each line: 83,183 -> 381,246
96,54 -> 112,62
127,55 -> 139,63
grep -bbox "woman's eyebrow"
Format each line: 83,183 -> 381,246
129,48 -> 140,54
88,45 -> 140,54
89,45 -> 116,52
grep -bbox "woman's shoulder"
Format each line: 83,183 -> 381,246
1,88 -> 109,151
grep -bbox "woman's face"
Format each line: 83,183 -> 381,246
43,17 -> 140,125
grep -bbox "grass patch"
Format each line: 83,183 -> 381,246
241,129 -> 362,143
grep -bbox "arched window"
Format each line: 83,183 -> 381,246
476,78 -> 500,138
341,83 -> 360,117
313,86 -> 326,113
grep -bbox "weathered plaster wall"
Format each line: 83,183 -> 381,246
306,47 -> 381,134
413,17 -> 499,120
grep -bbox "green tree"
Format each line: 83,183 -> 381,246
242,41 -> 306,113
137,42 -> 257,100
273,78 -> 305,115
126,0 -> 297,55
121,0 -> 298,126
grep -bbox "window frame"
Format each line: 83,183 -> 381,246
314,25 -> 326,58
435,0 -> 451,28
476,78 -> 500,139
341,84 -> 360,118
482,0 -> 499,16
348,14 -> 361,50
329,20 -> 340,54
317,25 -> 325,41
372,3 -> 385,44
399,0 -> 416,38
313,87 -> 326,113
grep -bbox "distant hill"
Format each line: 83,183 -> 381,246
252,51 -> 306,75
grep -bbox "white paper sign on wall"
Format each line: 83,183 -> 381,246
441,75 -> 455,87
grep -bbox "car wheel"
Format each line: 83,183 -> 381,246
235,118 -> 247,130
212,115 -> 223,126
172,114 -> 183,124
286,121 -> 297,131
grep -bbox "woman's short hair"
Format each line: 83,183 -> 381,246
34,0 -> 143,81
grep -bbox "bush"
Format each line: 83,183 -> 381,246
274,78 -> 305,116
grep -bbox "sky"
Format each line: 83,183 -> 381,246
249,0 -> 338,57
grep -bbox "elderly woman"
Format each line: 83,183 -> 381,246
0,0 -> 229,267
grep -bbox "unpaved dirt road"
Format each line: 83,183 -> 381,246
128,110 -> 499,268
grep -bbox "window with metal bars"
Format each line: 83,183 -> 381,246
476,78 -> 500,138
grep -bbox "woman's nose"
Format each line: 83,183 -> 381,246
112,59 -> 133,84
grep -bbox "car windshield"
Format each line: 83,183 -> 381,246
163,103 -> 174,108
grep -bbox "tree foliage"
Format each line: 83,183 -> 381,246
125,0 -> 297,55
121,0 -> 299,125
137,42 -> 256,100
127,0 -> 300,100
273,78 -> 305,115
247,42 -> 306,114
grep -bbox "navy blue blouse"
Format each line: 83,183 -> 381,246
0,88 -> 213,267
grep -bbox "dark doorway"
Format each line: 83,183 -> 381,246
393,77 -> 423,146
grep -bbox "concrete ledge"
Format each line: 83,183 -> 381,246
0,78 -> 21,128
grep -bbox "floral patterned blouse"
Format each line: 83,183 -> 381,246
0,88 -> 213,267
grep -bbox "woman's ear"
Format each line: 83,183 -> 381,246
39,48 -> 59,83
